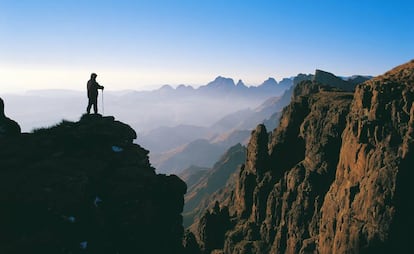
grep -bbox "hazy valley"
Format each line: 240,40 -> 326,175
2,60 -> 413,254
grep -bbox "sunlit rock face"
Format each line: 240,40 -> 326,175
193,60 -> 414,254
318,60 -> 414,254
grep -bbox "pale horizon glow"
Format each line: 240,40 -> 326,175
1,0 -> 413,93
0,65 -> 303,93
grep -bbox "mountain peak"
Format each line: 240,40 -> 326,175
209,76 -> 235,86
159,84 -> 174,91
260,77 -> 278,87
313,69 -> 339,81
176,84 -> 194,91
313,69 -> 355,91
200,76 -> 236,91
236,79 -> 247,88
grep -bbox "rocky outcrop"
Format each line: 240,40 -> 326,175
197,202 -> 231,253
313,69 -> 355,91
235,124 -> 269,220
318,60 -> 414,253
0,97 -> 21,138
0,114 -> 186,254
192,61 -> 414,253
183,230 -> 202,254
265,90 -> 353,254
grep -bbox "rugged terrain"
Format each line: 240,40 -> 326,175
0,114 -> 186,254
152,73 -> 315,174
192,61 -> 413,253
181,144 -> 247,227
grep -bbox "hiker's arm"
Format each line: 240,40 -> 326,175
97,83 -> 104,90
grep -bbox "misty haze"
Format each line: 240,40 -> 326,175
1,75 -> 295,173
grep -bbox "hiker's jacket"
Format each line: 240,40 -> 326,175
87,79 -> 103,99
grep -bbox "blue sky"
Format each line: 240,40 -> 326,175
1,0 -> 413,92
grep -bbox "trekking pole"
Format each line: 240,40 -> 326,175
101,90 -> 104,115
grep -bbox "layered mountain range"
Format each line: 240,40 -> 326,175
161,76 -> 292,100
147,72 -> 372,174
147,74 -> 316,173
189,60 -> 413,253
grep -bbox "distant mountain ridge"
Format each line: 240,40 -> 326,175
152,75 -> 294,103
1,75 -> 296,134
148,71 -> 371,174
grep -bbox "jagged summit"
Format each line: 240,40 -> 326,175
279,77 -> 294,86
205,76 -> 236,88
0,114 -> 187,254
259,77 -> 278,88
236,79 -> 247,88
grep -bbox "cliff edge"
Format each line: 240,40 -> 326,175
0,114 -> 186,254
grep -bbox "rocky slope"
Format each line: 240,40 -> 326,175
182,144 -> 246,227
154,139 -> 227,174
193,61 -> 413,253
0,114 -> 186,254
179,166 -> 210,190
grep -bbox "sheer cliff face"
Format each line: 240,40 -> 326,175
0,115 -> 187,254
225,84 -> 353,254
196,60 -> 414,254
318,60 -> 414,253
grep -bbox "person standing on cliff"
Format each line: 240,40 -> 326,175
86,73 -> 104,114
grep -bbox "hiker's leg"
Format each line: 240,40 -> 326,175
87,99 -> 92,114
93,98 -> 98,114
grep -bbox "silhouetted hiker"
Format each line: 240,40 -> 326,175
0,97 -> 21,137
86,73 -> 104,114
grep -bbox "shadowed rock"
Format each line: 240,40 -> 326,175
0,115 -> 187,254
0,97 -> 21,138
